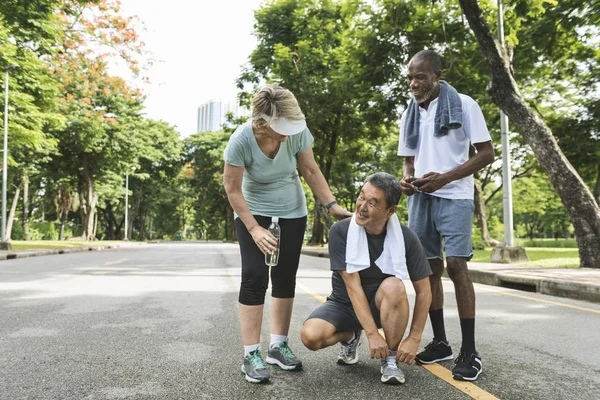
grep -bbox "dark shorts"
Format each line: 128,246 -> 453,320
306,297 -> 382,333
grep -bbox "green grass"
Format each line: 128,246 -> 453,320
472,247 -> 580,268
514,238 -> 578,248
7,240 -> 126,251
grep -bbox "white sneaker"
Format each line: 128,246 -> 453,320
337,330 -> 361,365
380,358 -> 405,385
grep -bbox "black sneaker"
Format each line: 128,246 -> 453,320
452,351 -> 483,381
416,339 -> 453,364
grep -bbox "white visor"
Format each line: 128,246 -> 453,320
265,116 -> 307,136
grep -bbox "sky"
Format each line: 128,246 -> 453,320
116,0 -> 264,137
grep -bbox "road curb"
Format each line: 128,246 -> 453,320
0,242 -> 146,261
301,248 -> 600,304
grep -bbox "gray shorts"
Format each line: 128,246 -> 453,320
407,192 -> 474,260
305,297 -> 381,333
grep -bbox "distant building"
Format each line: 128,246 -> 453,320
197,99 -> 249,132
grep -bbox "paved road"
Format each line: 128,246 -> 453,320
1,243 -> 599,399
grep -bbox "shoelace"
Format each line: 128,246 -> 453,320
384,358 -> 399,370
249,351 -> 266,369
338,343 -> 352,357
454,351 -> 469,365
425,339 -> 444,351
277,342 -> 295,359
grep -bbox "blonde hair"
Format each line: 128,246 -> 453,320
252,84 -> 305,126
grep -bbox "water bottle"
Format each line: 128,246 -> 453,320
265,217 -> 280,267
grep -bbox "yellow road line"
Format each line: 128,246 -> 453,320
104,258 -> 127,266
421,364 -> 499,399
296,281 -> 327,303
297,279 -> 499,399
481,287 -> 600,315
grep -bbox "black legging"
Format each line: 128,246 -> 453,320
235,215 -> 307,306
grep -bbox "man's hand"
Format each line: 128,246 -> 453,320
400,176 -> 418,196
397,337 -> 420,365
366,331 -> 388,359
412,172 -> 448,193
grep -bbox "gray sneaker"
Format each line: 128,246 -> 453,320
266,340 -> 302,371
337,330 -> 361,365
241,349 -> 270,384
380,358 -> 406,385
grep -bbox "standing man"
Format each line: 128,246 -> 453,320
301,173 -> 432,385
397,50 -> 494,381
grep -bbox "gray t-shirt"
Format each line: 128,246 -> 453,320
328,217 -> 431,304
223,121 -> 314,218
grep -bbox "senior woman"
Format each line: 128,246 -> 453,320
224,84 -> 351,384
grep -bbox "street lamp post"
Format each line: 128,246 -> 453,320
1,64 -> 18,250
123,167 -> 135,241
491,0 -> 528,263
124,168 -> 130,241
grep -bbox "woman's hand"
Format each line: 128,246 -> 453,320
329,204 -> 352,220
248,225 -> 278,255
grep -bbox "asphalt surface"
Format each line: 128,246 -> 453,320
1,242 -> 599,399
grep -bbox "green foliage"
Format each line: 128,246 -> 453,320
472,226 -> 486,250
185,130 -> 234,240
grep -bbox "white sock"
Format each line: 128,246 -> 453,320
386,350 -> 398,367
244,344 -> 260,357
342,331 -> 357,345
270,334 -> 287,348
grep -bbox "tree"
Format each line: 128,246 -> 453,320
185,130 -> 235,241
458,0 -> 600,267
45,0 -> 147,240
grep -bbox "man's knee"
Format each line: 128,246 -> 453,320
301,319 -> 331,351
446,257 -> 469,282
428,258 -> 445,280
378,278 -> 408,307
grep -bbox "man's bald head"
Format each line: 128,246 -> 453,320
410,50 -> 442,73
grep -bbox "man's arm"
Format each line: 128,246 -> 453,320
413,140 -> 494,193
400,156 -> 418,195
340,271 -> 388,359
397,277 -> 432,365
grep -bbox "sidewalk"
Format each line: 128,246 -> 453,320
301,246 -> 600,304
0,242 -> 145,260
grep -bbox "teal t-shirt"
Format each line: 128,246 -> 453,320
223,121 -> 314,219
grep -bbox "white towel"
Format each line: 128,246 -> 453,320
345,213 -> 409,280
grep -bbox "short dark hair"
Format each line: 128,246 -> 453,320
412,49 -> 442,72
364,172 -> 402,208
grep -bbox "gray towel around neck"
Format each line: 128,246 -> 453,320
403,80 -> 463,150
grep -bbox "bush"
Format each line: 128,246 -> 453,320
32,221 -> 59,240
471,226 -> 486,250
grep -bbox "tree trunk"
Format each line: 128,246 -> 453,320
59,212 -> 66,241
594,165 -> 600,206
459,0 -> 600,268
310,198 -> 325,246
310,113 -> 341,245
79,154 -> 98,241
6,185 -> 20,240
22,172 -> 30,241
474,180 -> 495,246
104,201 -> 115,239
57,186 -> 72,241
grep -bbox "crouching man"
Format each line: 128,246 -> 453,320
301,172 -> 432,384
